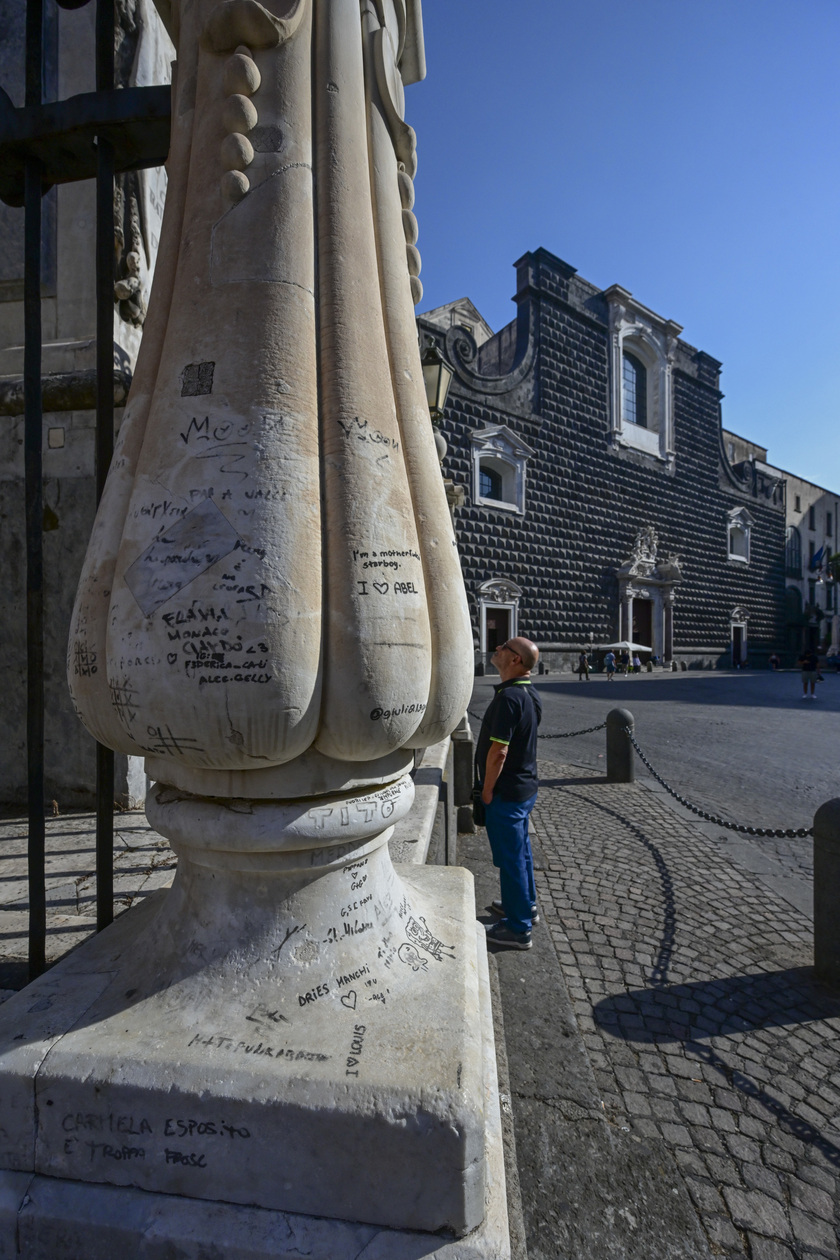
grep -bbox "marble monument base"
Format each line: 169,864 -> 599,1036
0,908 -> 507,1259
0,789 -> 509,1257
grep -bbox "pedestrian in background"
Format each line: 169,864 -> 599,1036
577,651 -> 590,681
477,637 -> 542,950
798,648 -> 819,699
605,650 -> 616,682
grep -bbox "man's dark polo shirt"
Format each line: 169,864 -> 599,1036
476,678 -> 542,802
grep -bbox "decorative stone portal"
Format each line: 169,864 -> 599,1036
0,0 -> 508,1254
478,578 -> 523,656
730,607 -> 749,665
616,527 -> 682,661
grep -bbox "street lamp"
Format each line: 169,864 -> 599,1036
421,341 -> 454,462
421,340 -> 453,422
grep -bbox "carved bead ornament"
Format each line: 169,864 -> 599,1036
220,44 -> 260,206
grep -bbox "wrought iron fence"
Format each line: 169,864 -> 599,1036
0,0 -> 170,978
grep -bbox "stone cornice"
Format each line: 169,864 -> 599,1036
603,284 -> 683,339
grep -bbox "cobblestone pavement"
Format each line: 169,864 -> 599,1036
531,759 -> 840,1259
0,810 -> 174,997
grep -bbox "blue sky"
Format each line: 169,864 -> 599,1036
409,0 -> 839,489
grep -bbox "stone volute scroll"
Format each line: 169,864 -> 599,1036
44,0 -> 497,1246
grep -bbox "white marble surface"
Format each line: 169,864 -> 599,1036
0,906 -> 509,1258
68,0 -> 473,785
0,857 -> 491,1236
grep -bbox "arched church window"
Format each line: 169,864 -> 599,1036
785,586 -> 803,622
622,351 -> 648,428
727,507 -> 753,563
785,526 -> 802,577
470,425 -> 534,514
479,464 -> 503,501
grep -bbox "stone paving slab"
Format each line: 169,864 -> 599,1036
528,760 -> 840,1259
0,811 -> 175,996
642,780 -> 815,921
461,829 -> 713,1260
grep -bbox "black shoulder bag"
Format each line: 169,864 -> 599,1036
472,751 -> 486,827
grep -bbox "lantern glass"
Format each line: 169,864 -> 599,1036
421,345 -> 453,421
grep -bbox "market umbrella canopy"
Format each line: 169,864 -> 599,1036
601,641 -> 653,652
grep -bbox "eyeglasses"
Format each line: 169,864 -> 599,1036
496,642 -> 520,657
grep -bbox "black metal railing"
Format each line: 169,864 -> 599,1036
2,0 -> 171,978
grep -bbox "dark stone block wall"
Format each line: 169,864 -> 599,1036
423,248 -> 786,667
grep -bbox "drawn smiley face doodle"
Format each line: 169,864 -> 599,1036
397,943 -> 428,973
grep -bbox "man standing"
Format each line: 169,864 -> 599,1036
478,637 -> 542,950
798,647 -> 819,699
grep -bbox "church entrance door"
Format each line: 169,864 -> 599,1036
732,625 -> 744,667
632,599 -> 653,648
485,607 -> 511,653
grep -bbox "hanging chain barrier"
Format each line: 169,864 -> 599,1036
623,726 -> 813,840
468,709 -> 607,741
540,721 -> 608,740
468,695 -> 810,838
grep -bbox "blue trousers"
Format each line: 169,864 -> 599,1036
485,793 -> 537,934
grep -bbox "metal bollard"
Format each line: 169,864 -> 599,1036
606,708 -> 634,783
814,798 -> 840,986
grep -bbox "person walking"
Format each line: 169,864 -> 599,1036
798,647 -> 819,699
576,651 -> 590,681
632,653 -> 642,674
604,650 -> 616,682
620,650 -> 630,676
477,637 -> 542,950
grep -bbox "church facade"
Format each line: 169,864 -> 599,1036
419,248 -> 787,671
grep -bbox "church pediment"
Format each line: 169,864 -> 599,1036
470,423 -> 535,461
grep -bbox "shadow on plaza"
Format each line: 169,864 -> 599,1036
539,774 -> 605,788
593,973 -> 840,1169
592,967 -> 840,1045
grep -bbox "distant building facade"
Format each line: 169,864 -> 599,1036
724,429 -> 840,659
420,248 -> 788,671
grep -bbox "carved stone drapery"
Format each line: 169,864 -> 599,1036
112,0 -> 173,326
